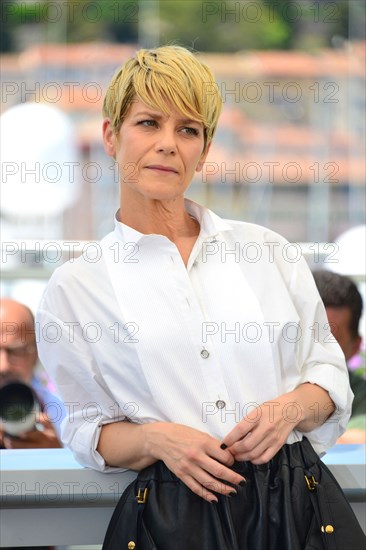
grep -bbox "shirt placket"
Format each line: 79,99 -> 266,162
171,236 -> 235,427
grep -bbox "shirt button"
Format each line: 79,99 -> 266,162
200,349 -> 209,359
216,400 -> 226,409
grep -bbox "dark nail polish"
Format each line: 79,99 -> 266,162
220,443 -> 227,450
239,480 -> 246,487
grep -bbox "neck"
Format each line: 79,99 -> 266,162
119,192 -> 199,241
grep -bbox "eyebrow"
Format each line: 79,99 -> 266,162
133,111 -> 201,126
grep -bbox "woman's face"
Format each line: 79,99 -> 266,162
103,98 -> 210,202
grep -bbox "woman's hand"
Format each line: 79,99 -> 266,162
220,383 -> 335,464
98,385 -> 334,499
98,420 -> 246,503
219,397 -> 298,464
143,422 -> 246,503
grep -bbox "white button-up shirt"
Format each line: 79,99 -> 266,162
37,200 -> 352,471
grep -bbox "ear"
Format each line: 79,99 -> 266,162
195,141 -> 211,173
103,118 -> 117,158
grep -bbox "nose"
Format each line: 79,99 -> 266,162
155,127 -> 177,154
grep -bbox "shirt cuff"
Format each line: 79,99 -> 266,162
297,363 -> 353,453
62,418 -> 129,473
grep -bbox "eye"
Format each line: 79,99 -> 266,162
181,127 -> 200,136
138,119 -> 158,128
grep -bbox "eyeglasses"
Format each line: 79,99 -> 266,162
0,344 -> 37,364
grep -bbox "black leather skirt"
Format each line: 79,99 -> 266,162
102,438 -> 365,550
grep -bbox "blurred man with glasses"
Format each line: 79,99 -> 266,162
313,271 -> 365,443
0,298 -> 65,449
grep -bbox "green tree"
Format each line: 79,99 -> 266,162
0,0 -> 358,53
159,0 -> 289,51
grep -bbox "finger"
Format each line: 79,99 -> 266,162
37,413 -> 52,428
180,466 -> 239,503
233,442 -> 279,464
229,434 -> 268,462
197,455 -> 246,487
230,431 -> 286,464
209,445 -> 235,468
171,450 -> 245,491
220,419 -> 253,449
249,446 -> 279,464
180,473 -> 219,503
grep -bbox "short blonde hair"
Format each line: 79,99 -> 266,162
102,45 -> 222,153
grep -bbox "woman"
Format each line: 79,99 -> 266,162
37,46 -> 355,547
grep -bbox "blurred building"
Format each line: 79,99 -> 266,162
1,41 -> 365,242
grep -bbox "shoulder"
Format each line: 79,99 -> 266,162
38,233 -> 113,315
45,233 -> 114,287
220,219 -> 296,266
217,216 -> 312,286
223,217 -> 290,245
41,255 -> 100,305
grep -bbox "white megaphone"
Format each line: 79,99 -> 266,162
0,102 -> 80,217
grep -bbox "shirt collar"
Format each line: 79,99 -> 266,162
113,198 -> 233,244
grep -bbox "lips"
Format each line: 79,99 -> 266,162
146,165 -> 179,174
